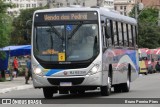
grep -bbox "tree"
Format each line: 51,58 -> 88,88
138,24 -> 160,48
130,7 -> 160,49
11,7 -> 47,45
0,0 -> 13,58
138,8 -> 160,49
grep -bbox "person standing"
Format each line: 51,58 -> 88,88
25,56 -> 32,84
13,56 -> 19,77
155,61 -> 160,72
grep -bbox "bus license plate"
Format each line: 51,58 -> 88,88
60,82 -> 72,86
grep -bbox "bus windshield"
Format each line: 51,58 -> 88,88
33,22 -> 99,62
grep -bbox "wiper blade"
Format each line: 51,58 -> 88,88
47,22 -> 63,40
68,22 -> 83,40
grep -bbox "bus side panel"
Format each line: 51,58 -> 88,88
102,48 -> 139,85
130,49 -> 139,82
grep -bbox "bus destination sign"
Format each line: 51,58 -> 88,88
35,12 -> 98,22
44,13 -> 87,21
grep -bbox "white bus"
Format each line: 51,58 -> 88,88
31,6 -> 139,98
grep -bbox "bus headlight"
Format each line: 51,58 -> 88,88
34,68 -> 42,75
89,64 -> 99,75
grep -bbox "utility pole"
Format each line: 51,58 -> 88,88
158,11 -> 160,26
135,0 -> 138,20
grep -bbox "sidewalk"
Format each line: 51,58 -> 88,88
0,76 -> 33,94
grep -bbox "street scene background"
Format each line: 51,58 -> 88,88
0,0 -> 160,106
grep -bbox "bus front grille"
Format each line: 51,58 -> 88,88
47,78 -> 85,85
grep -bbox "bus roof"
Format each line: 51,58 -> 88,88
34,7 -> 137,25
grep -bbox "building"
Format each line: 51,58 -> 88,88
47,0 -> 97,8
114,0 -> 136,16
47,0 -> 135,16
38,0 -> 48,7
47,0 -> 114,10
114,0 -> 160,16
103,0 -> 114,9
4,0 -> 115,16
3,0 -> 47,16
140,0 -> 160,8
6,0 -> 151,17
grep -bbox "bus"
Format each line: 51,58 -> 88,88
150,48 -> 160,72
31,6 -> 139,98
138,48 -> 151,74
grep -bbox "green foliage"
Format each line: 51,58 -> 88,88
0,0 -> 13,58
138,8 -> 159,24
129,7 -> 160,49
138,24 -> 160,48
0,0 -> 13,13
11,7 -> 47,45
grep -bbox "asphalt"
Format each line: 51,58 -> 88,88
0,76 -> 33,94
0,74 -> 145,94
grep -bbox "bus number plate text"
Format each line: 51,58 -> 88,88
60,82 -> 72,86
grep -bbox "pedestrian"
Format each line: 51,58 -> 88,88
13,56 -> 19,77
25,56 -> 32,84
155,61 -> 160,72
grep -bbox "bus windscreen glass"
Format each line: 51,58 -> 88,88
33,11 -> 99,62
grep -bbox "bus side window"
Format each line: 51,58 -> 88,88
105,19 -> 111,38
110,20 -> 114,46
135,26 -> 138,46
132,25 -> 136,47
101,20 -> 107,48
126,24 -> 129,47
105,19 -> 112,46
128,24 -> 132,47
115,21 -> 119,46
113,21 -> 118,46
131,25 -> 134,47
118,22 -> 123,46
123,23 -> 128,46
121,23 -> 124,46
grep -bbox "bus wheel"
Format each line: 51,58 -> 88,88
43,87 -> 54,99
100,75 -> 111,96
121,75 -> 130,92
114,84 -> 122,93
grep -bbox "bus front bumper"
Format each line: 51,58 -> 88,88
33,72 -> 103,88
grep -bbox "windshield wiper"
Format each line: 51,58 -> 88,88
68,22 -> 83,40
47,23 -> 64,40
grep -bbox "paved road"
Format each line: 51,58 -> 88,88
0,73 -> 160,106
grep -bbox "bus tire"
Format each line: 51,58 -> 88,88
100,74 -> 111,96
121,74 -> 130,92
114,84 -> 122,93
43,87 -> 54,99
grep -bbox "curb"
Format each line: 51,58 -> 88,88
0,85 -> 33,94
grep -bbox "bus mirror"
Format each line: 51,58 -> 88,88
25,20 -> 32,40
26,20 -> 32,28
